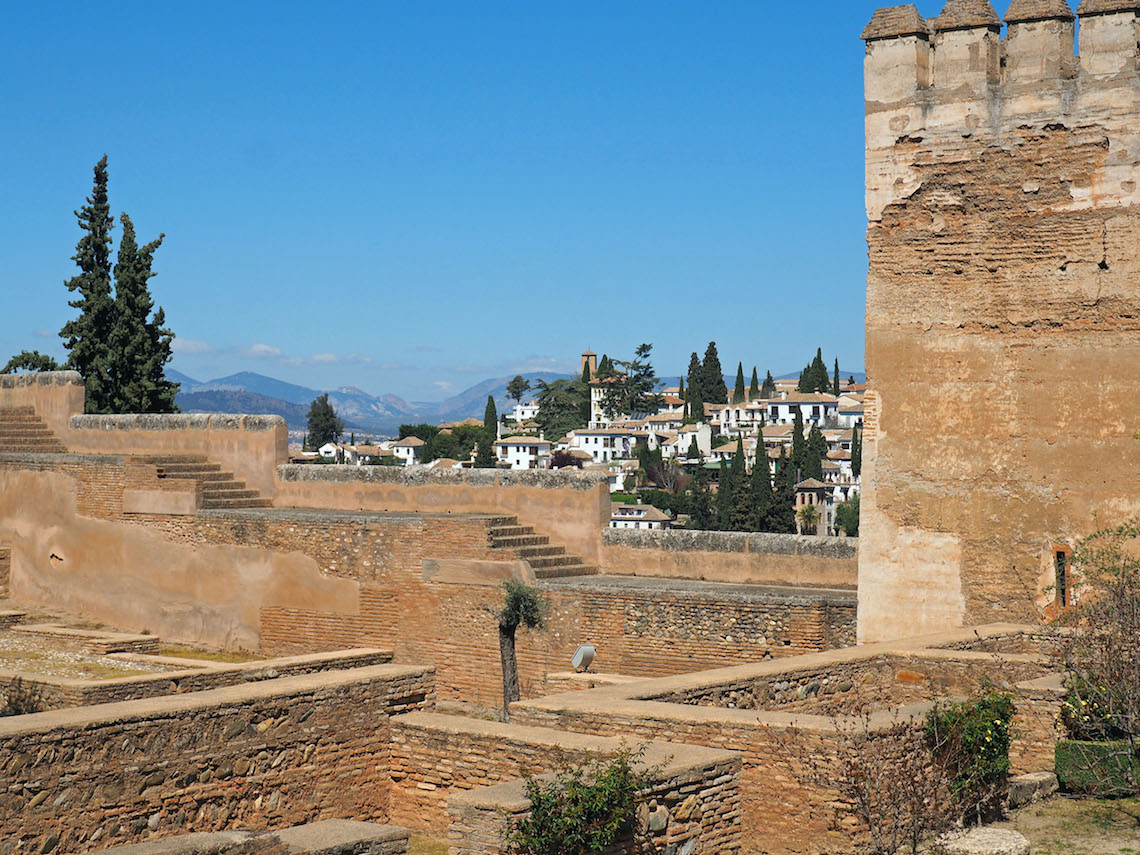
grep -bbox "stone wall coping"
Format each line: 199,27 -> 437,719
396,710 -> 736,772
0,451 -> 129,464
515,623 -> 1045,718
276,463 -> 609,491
274,819 -> 410,849
541,574 -> 857,605
69,413 -> 286,432
0,663 -> 432,737
1015,672 -> 1066,693
198,507 -> 508,526
0,370 -> 83,389
0,648 -> 394,691
1076,0 -> 1140,15
447,736 -> 740,812
601,527 -> 858,559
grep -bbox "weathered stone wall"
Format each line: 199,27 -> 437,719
0,664 -> 433,853
0,545 -> 9,599
859,3 -> 1140,642
600,528 -> 857,588
274,465 -> 611,565
442,733 -> 742,855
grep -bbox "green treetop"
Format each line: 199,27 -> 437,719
506,375 -> 531,405
685,352 -> 702,402
475,395 -> 498,467
732,362 -> 746,404
701,341 -> 727,404
749,367 -> 760,401
791,409 -> 806,480
805,423 -> 827,481
761,370 -> 777,399
832,358 -> 841,397
852,426 -> 862,479
306,394 -> 344,449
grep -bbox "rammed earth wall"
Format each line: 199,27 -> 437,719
0,665 -> 433,853
600,529 -> 857,589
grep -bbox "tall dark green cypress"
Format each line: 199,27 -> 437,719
686,352 -> 702,402
475,395 -> 498,467
750,446 -> 774,531
832,358 -> 841,397
791,409 -> 806,481
729,437 -> 752,531
749,367 -> 760,401
110,213 -> 178,414
581,360 -> 591,382
677,376 -> 684,400
688,388 -> 704,425
772,446 -> 797,533
715,448 -> 736,531
805,423 -> 827,481
61,156 -> 116,413
701,342 -> 727,404
852,426 -> 862,479
732,362 -> 746,404
689,467 -> 714,531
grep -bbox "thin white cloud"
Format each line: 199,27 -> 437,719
172,338 -> 214,355
244,343 -> 282,359
34,329 -> 53,339
433,381 -> 452,391
309,352 -> 373,366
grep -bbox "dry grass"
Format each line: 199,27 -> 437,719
156,643 -> 264,663
993,795 -> 1140,854
407,833 -> 449,855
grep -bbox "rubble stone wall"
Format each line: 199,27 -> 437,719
860,4 -> 1140,641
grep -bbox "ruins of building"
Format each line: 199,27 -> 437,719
859,0 -> 1140,642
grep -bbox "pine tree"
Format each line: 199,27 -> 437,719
749,367 -> 760,401
805,423 -> 827,481
852,426 -> 862,479
306,394 -> 344,449
686,352 -> 702,402
732,362 -> 746,404
701,342 -> 728,404
475,395 -> 498,467
832,358 -> 841,397
762,370 -> 777,399
688,467 -> 714,531
109,213 -> 178,414
60,156 -> 116,413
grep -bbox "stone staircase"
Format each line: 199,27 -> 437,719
0,407 -> 67,454
145,454 -> 272,510
489,517 -> 597,579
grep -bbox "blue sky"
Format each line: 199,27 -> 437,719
1,1 -> 952,401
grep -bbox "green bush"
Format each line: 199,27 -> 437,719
1056,740 -> 1139,797
1062,678 -> 1130,742
926,687 -> 1015,821
506,749 -> 649,855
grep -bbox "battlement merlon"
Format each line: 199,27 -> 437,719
864,0 -> 1140,113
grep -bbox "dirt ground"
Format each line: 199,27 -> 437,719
408,834 -> 448,855
992,796 -> 1140,854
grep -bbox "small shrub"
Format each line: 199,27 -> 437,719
925,686 -> 1015,823
506,749 -> 650,855
1,678 -> 44,716
1056,740 -> 1140,797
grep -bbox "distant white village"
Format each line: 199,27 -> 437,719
295,350 -> 864,537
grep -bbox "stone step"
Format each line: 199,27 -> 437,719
516,544 -> 566,558
201,497 -> 273,509
526,554 -> 587,569
491,534 -> 549,549
202,487 -> 259,500
0,443 -> 68,453
0,611 -> 27,631
142,454 -> 210,465
155,462 -> 222,476
533,564 -> 599,579
0,407 -> 35,416
161,469 -> 235,482
489,525 -> 535,539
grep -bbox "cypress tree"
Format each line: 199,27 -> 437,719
732,362 -> 746,404
686,352 -> 702,403
60,156 -> 116,413
762,370 -> 777,399
109,213 -> 178,414
689,467 -> 714,531
688,388 -> 704,426
749,367 -> 760,401
832,358 -> 841,397
715,450 -> 736,531
677,376 -> 684,400
475,395 -> 498,467
805,423 -> 826,481
581,360 -> 591,382
852,426 -> 862,479
772,447 -> 798,533
729,437 -> 752,531
791,409 -> 806,481
702,342 -> 728,404
750,447 -> 774,531
687,435 -> 701,461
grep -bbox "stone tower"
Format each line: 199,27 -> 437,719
859,0 -> 1140,642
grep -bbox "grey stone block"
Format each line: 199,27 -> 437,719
938,829 -> 1031,855
1008,771 -> 1058,808
273,820 -> 409,853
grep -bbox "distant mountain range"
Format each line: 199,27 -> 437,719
167,365 -> 867,437
168,369 -> 572,436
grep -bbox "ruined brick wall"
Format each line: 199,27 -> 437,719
0,665 -> 432,853
859,2 -> 1140,642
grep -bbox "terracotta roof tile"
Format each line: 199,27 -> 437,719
1006,0 -> 1074,20
929,0 -> 1002,31
862,5 -> 931,39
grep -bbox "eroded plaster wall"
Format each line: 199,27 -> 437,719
859,3 -> 1140,641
